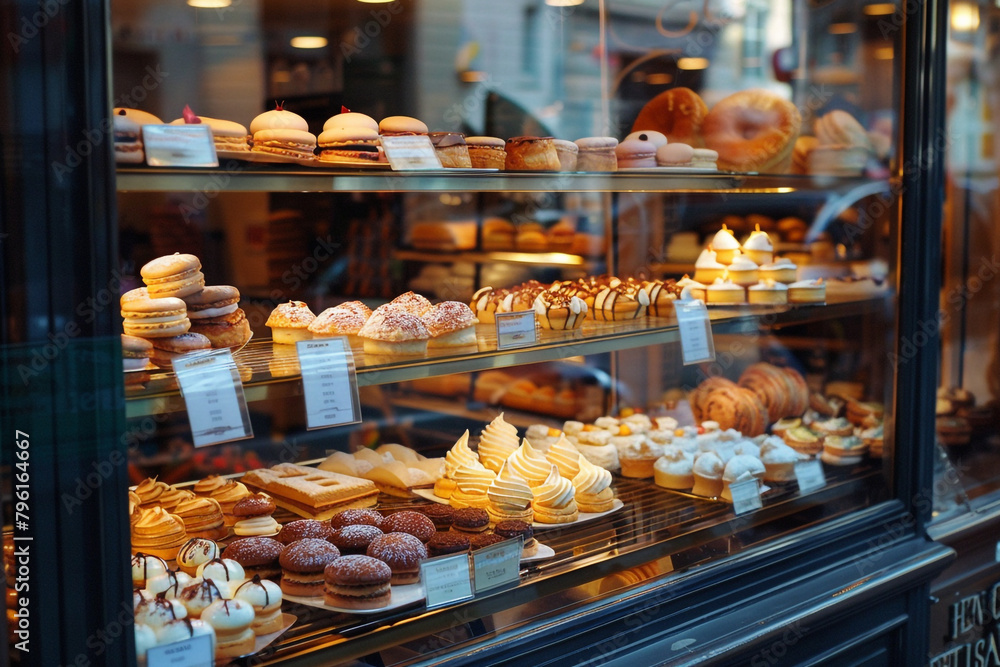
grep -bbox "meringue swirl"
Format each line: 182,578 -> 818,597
487,461 -> 533,512
445,430 -> 478,477
546,435 -> 581,480
478,413 -> 519,473
450,461 -> 496,508
532,465 -> 576,509
507,438 -> 552,487
572,455 -> 612,496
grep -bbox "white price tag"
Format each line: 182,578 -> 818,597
421,553 -> 474,609
495,311 -> 537,350
173,350 -> 253,448
296,338 -> 361,430
675,299 -> 715,365
730,478 -> 763,515
142,125 -> 219,167
380,135 -> 442,170
146,634 -> 214,667
794,459 -> 827,493
472,537 -> 522,593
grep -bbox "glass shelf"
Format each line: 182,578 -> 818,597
115,166 -> 895,195
124,294 -> 892,419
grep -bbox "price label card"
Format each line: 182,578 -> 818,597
173,349 -> 253,448
421,553 -> 474,609
381,135 -> 443,170
794,459 -> 827,493
472,537 -> 522,593
495,311 -> 537,350
675,299 -> 715,365
730,478 -> 763,515
142,124 -> 219,167
296,338 -> 361,430
146,634 -> 214,667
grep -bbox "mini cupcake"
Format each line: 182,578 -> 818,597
691,451 -> 725,498
619,438 -> 664,479
653,446 -> 695,490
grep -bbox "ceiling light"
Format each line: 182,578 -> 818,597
545,0 -> 585,6
828,23 -> 857,35
357,0 -> 395,3
863,3 -> 895,15
951,2 -> 980,31
677,57 -> 709,70
290,36 -> 328,49
187,0 -> 231,7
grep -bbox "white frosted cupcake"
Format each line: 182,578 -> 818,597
759,436 -> 802,482
653,446 -> 695,490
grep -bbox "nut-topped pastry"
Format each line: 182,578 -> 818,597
358,305 -> 431,355
533,292 -> 588,330
266,301 -> 316,345
422,301 -> 479,348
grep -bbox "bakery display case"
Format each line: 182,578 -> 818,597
1,0 -> 957,665
926,1 -> 1000,662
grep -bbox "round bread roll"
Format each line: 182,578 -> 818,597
380,511 -> 436,543
330,508 -> 384,530
631,87 -> 709,146
702,89 -> 802,173
223,536 -> 284,581
324,555 -> 393,610
276,519 -> 333,544
366,532 -> 427,585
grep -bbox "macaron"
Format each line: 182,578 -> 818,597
574,136 -> 619,172
121,334 -> 153,371
113,110 -> 144,164
323,555 -> 392,610
249,103 -> 316,160
615,132 -> 659,168
656,142 -> 696,167
624,130 -> 667,148
378,115 -> 428,136
113,107 -> 163,125
140,253 -> 206,299
149,332 -> 212,367
169,106 -> 249,152
317,126 -> 381,163
185,286 -> 251,349
120,289 -> 190,338
323,108 -> 379,132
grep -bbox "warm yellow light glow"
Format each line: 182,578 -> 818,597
459,71 -> 488,83
874,46 -> 894,60
677,57 -> 709,70
646,73 -> 673,85
951,2 -> 980,31
187,0 -> 231,7
828,23 -> 857,35
863,3 -> 895,15
545,0 -> 585,5
358,0 -> 395,3
290,36 -> 328,49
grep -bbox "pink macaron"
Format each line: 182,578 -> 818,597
615,132 -> 661,168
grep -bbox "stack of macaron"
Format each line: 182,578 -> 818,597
250,102 -> 316,160
120,253 -> 251,371
113,108 -> 164,164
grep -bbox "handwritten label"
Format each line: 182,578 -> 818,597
794,459 -> 827,493
146,634 -> 214,667
675,299 -> 715,365
472,537 -> 522,593
296,338 -> 361,430
173,350 -> 253,447
495,311 -> 537,350
421,553 -> 474,609
381,135 -> 442,170
730,478 -> 763,515
142,124 -> 219,168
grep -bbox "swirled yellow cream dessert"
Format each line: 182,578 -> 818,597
571,455 -> 615,512
449,461 -> 496,509
434,430 -> 477,499
506,438 -> 553,488
478,413 -> 519,473
486,461 -> 534,523
545,434 -> 581,480
531,464 -> 579,523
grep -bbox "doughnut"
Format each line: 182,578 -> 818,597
279,538 -> 341,597
366,532 -> 427,585
631,87 -> 709,146
381,511 -> 436,543
329,524 -> 385,555
276,519 -> 332,544
427,532 -> 471,557
330,508 -> 384,530
223,537 -> 284,581
702,89 -> 802,173
324,555 -> 393,610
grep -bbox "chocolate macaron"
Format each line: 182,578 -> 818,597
329,524 -> 384,556
366,533 -> 427,585
380,511 -> 435,543
426,532 -> 470,557
223,536 -> 284,581
324,555 -> 392,610
279,538 -> 340,597
450,508 -> 490,535
276,520 -> 332,545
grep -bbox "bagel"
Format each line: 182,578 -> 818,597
631,87 -> 708,147
702,89 -> 802,173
